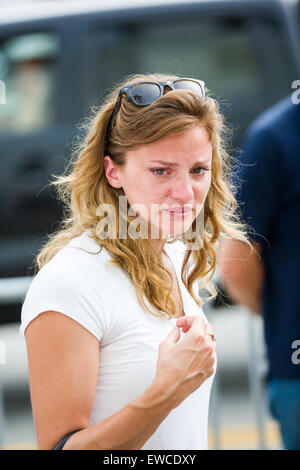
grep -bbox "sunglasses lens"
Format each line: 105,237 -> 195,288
173,80 -> 205,97
130,83 -> 161,105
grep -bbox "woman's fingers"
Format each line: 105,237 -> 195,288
175,315 -> 215,337
204,322 -> 215,338
175,315 -> 202,333
157,315 -> 217,407
165,325 -> 181,344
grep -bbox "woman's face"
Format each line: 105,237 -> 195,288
104,125 -> 212,245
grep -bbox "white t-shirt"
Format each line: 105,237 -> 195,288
20,231 -> 216,450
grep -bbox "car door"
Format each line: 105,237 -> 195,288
0,24 -> 81,278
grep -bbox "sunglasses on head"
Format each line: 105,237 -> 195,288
106,78 -> 206,138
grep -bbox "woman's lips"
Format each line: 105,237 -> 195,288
162,209 -> 193,218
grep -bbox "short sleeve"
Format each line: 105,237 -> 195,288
19,254 -> 108,341
233,124 -> 284,246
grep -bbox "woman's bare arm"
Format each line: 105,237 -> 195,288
25,311 -> 176,450
25,311 -> 99,449
218,239 -> 265,314
25,311 -> 215,450
62,386 -> 174,450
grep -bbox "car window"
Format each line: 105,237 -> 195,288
92,18 -> 260,101
0,32 -> 59,135
89,15 -> 290,122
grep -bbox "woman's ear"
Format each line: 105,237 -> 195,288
103,155 -> 122,189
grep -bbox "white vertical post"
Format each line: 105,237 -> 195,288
0,339 -> 6,448
203,301 -> 221,450
0,80 -> 6,105
247,311 -> 267,449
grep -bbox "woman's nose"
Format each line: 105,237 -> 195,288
168,175 -> 194,201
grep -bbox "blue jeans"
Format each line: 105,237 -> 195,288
267,377 -> 300,450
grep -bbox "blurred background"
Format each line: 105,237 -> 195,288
0,0 -> 299,450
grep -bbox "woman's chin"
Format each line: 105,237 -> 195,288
157,223 -> 194,239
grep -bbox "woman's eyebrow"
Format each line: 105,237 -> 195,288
148,160 -> 210,166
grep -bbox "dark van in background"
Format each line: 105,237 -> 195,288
0,0 -> 299,321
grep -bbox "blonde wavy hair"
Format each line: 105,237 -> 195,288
36,72 -> 250,319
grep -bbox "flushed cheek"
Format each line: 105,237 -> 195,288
196,178 -> 211,201
129,199 -> 161,223
124,179 -> 153,205
195,190 -> 208,205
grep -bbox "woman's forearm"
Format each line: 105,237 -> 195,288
62,382 -> 175,450
218,239 -> 264,315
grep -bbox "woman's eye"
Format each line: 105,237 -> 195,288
192,167 -> 209,175
151,167 -> 209,177
151,168 -> 166,176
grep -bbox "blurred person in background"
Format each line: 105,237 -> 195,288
19,72 -> 249,450
0,33 -> 56,133
219,96 -> 300,450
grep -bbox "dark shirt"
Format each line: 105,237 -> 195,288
234,96 -> 300,379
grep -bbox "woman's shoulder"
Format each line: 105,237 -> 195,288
23,231 -> 114,312
66,230 -> 103,252
62,230 -> 111,262
39,230 -> 112,277
20,231 -> 114,340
